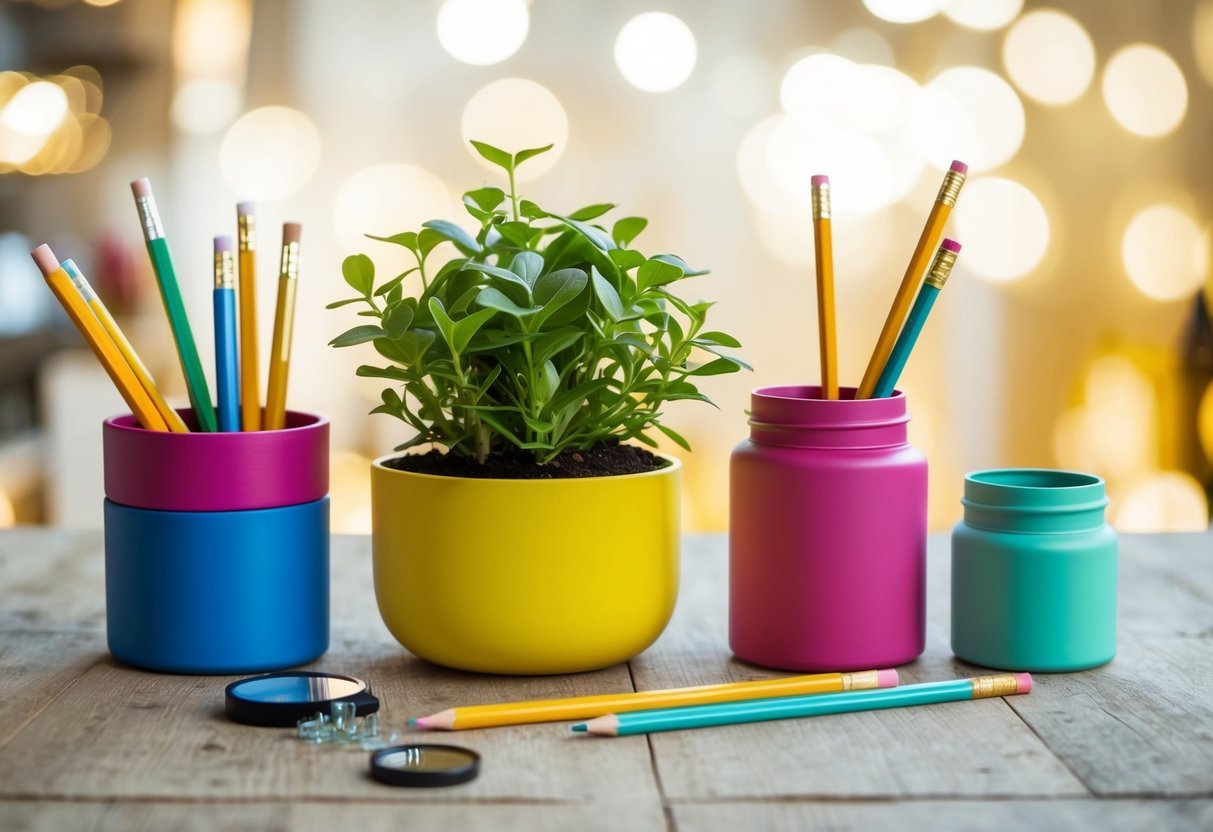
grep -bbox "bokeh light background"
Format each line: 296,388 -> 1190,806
2,0 -> 1211,535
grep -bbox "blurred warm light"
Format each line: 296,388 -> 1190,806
66,113 -> 110,173
1,81 -> 68,136
436,0 -> 529,66
953,177 -> 1049,282
461,78 -> 567,181
940,0 -> 1022,31
172,78 -> 240,134
1084,355 -> 1157,479
172,0 -> 252,77
783,55 -> 921,135
1002,10 -> 1095,106
0,490 -> 13,529
1196,0 -> 1213,88
831,27 -> 893,66
1199,382 -> 1213,462
333,163 -> 452,276
752,203 -> 893,280
330,452 -> 373,535
910,66 -> 1024,172
862,0 -> 938,24
768,117 -> 895,215
1102,44 -> 1188,138
737,114 -> 794,214
219,106 -> 321,200
710,54 -> 776,120
1115,472 -> 1209,532
614,12 -> 697,93
1121,205 -> 1209,302
83,0 -> 123,6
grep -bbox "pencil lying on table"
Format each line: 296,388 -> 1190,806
411,668 -> 898,730
572,673 -> 1031,737
30,245 -> 168,431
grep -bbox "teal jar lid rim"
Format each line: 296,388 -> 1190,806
963,468 -> 1107,512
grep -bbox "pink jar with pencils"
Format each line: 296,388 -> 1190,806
730,385 -> 927,671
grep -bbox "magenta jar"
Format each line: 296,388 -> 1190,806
729,385 -> 927,671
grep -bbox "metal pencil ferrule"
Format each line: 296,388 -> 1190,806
936,169 -> 965,207
279,242 -> 300,280
970,674 -> 1020,699
214,251 -> 235,289
136,196 -> 165,240
238,215 -> 255,251
841,670 -> 879,691
811,183 -> 831,220
924,247 -> 959,289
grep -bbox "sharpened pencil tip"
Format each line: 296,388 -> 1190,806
571,724 -> 587,732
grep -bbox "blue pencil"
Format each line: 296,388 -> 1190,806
573,673 -> 1031,736
873,238 -> 961,398
213,236 -> 240,431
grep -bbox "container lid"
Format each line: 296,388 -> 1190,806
370,744 -> 481,787
224,671 -> 380,727
962,469 -> 1108,533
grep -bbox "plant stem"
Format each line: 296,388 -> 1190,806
508,166 -> 519,223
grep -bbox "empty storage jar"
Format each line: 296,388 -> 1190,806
730,386 -> 927,671
952,469 -> 1117,672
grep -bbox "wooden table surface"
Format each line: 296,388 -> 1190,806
0,528 -> 1210,831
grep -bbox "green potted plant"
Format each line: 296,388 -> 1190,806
329,141 -> 747,674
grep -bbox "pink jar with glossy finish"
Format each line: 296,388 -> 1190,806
730,385 -> 927,671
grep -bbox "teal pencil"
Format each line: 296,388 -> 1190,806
573,673 -> 1031,736
873,238 -> 961,398
131,178 -> 218,432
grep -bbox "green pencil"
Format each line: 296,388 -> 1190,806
572,673 -> 1032,736
131,178 -> 217,432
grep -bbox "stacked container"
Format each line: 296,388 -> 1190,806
102,410 -> 330,673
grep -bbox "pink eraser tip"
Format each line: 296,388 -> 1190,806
30,244 -> 59,278
941,238 -> 961,253
213,236 -> 233,253
949,160 -> 968,174
1015,673 -> 1033,694
236,201 -> 254,216
130,177 -> 152,197
811,174 -> 829,186
282,222 -> 302,244
876,669 -> 899,688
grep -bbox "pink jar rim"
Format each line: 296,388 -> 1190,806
748,385 -> 910,449
103,410 -> 329,512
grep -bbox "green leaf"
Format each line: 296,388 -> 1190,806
464,186 -> 505,213
652,253 -> 708,276
536,359 -> 560,403
496,221 -> 542,248
612,216 -> 648,247
325,297 -> 364,309
552,215 -> 616,251
532,327 -> 583,365
475,287 -> 540,319
395,329 -> 436,365
450,307 -> 497,354
469,139 -> 513,171
684,357 -> 745,376
417,227 -> 446,257
519,199 -> 546,220
692,331 -> 742,348
366,232 -> 418,250
608,247 -> 646,273
427,298 -> 455,347
342,254 -> 374,296
372,268 -> 418,297
532,267 -> 589,327
567,203 -> 616,221
509,251 -> 544,287
477,412 -> 552,451
514,144 -> 554,167
356,364 -> 410,381
329,324 -> 385,347
654,422 -> 692,451
383,302 -> 415,338
591,266 -> 624,321
462,262 -> 532,305
422,219 -> 482,255
637,258 -> 684,292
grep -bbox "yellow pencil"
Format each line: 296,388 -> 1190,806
263,222 -> 301,431
63,260 -> 189,432
237,202 -> 261,431
411,668 -> 899,730
811,175 -> 838,399
31,245 -> 169,431
856,160 -> 967,399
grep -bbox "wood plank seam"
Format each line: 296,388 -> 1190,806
0,653 -> 104,754
628,659 -> 677,832
997,698 -> 1096,797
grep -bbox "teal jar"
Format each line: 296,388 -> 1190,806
952,469 -> 1117,672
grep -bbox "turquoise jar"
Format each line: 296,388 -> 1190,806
952,469 -> 1117,672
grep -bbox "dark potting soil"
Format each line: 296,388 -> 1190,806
383,443 -> 669,480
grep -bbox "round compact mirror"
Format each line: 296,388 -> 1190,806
370,744 -> 481,788
225,671 -> 380,727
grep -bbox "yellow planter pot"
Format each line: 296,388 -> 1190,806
371,453 -> 681,675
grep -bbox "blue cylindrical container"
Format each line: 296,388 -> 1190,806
952,469 -> 1117,672
102,411 -> 330,674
